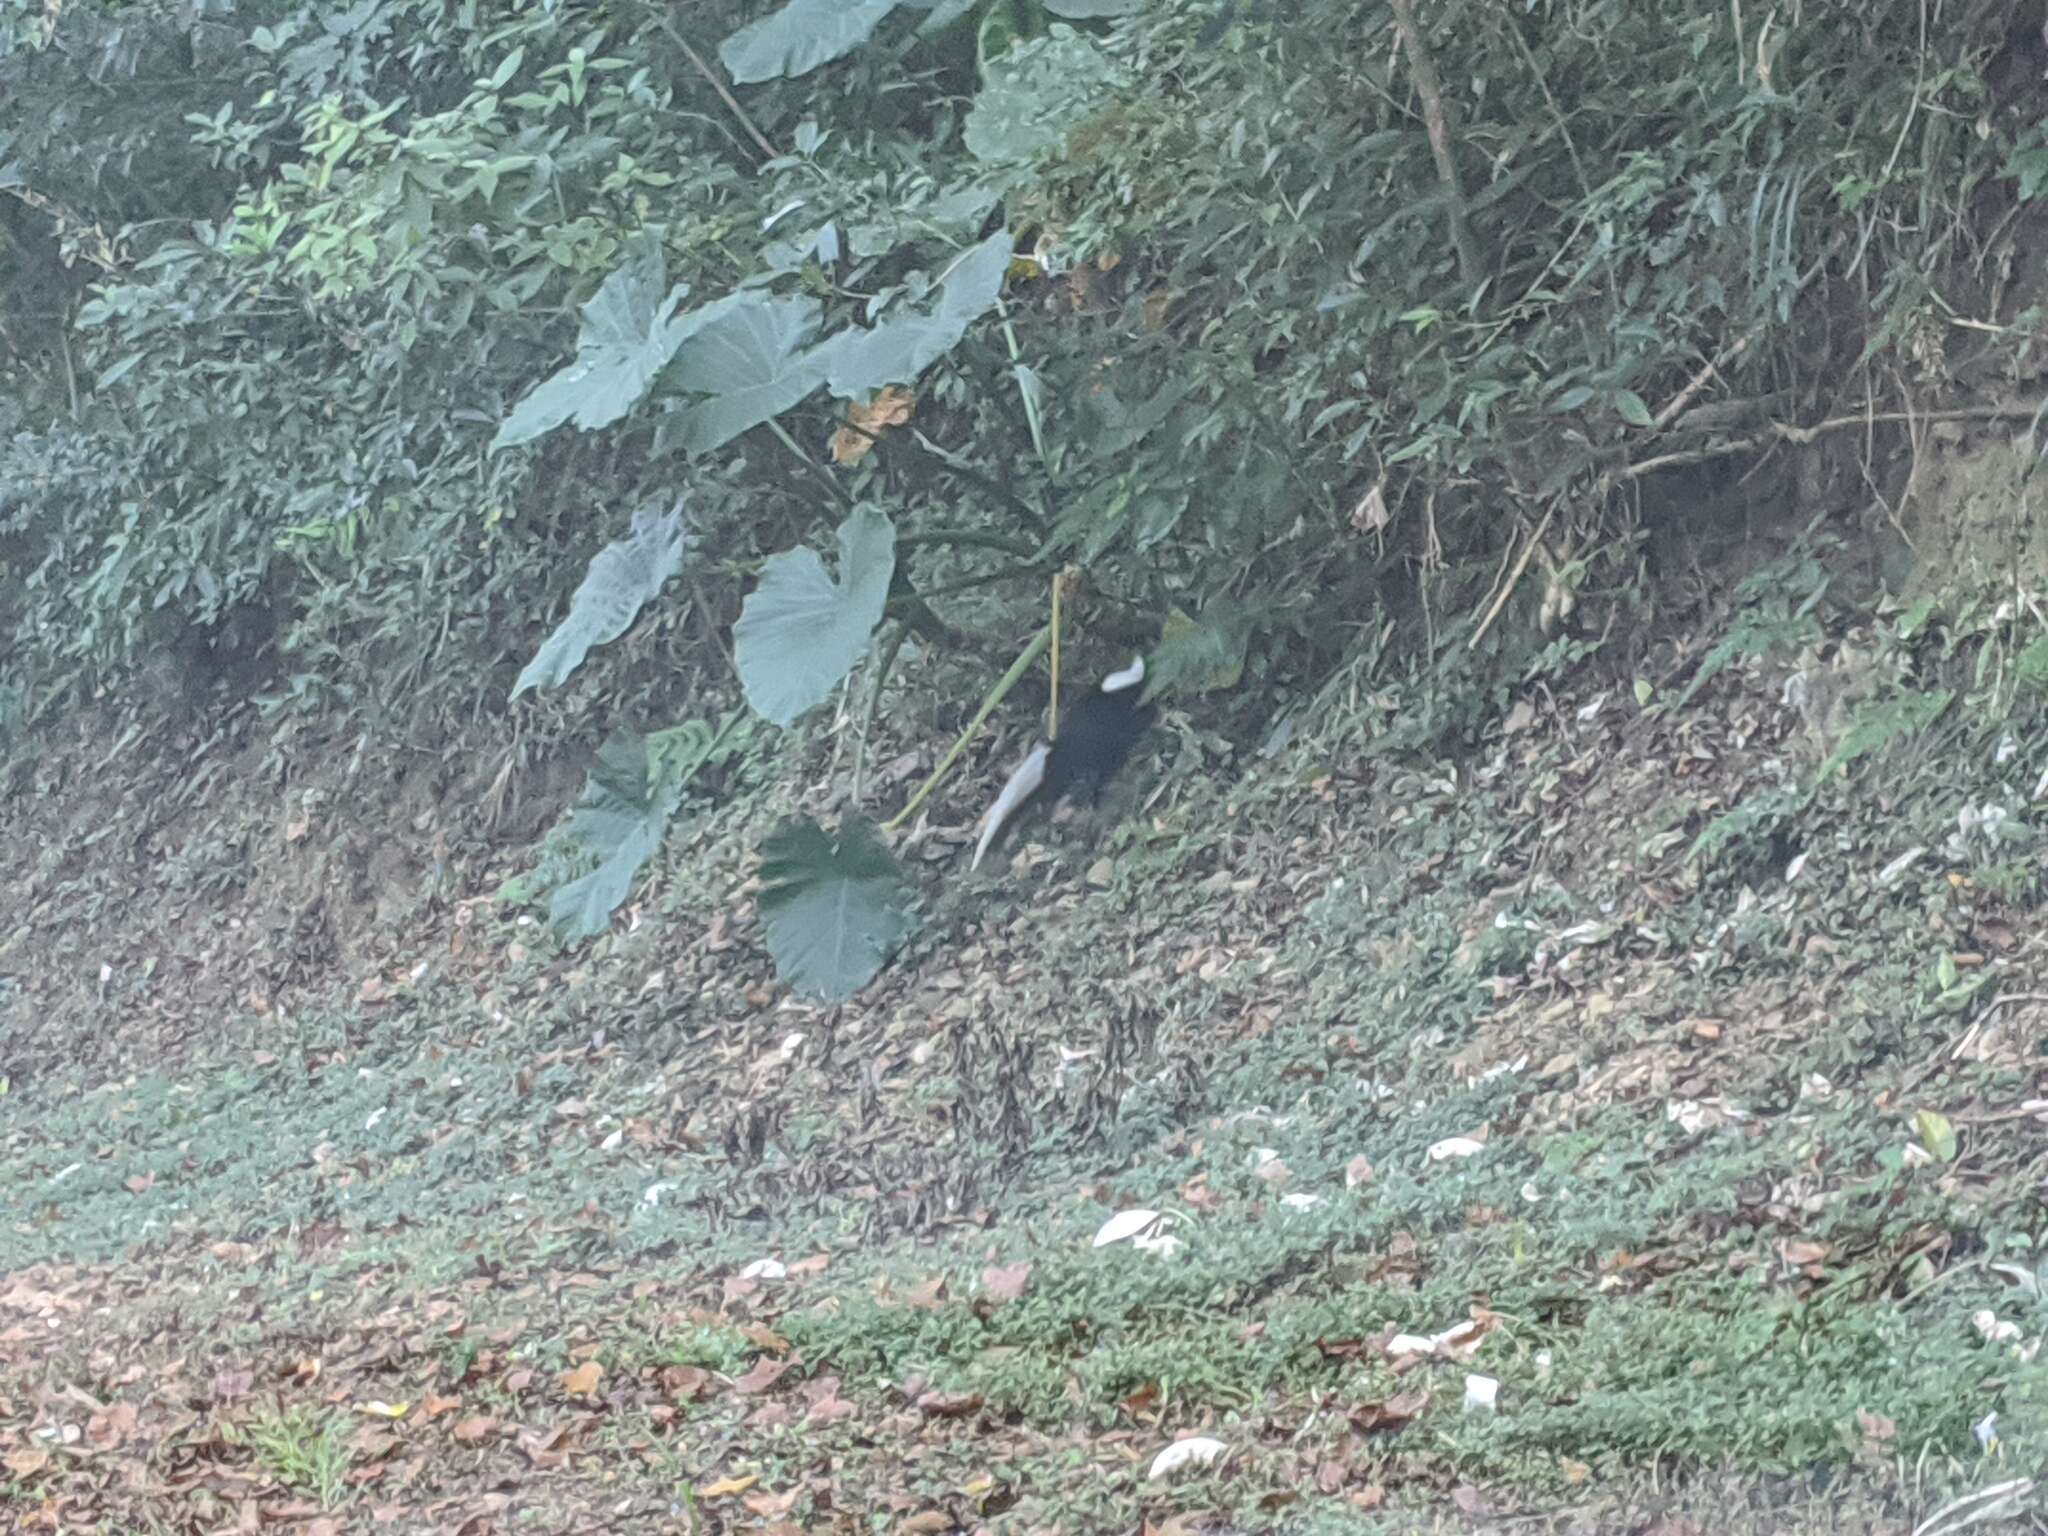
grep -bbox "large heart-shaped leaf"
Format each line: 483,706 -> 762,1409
492,234 -> 695,450
720,0 -> 905,84
964,28 -> 1127,169
814,232 -> 1014,396
663,292 -> 827,457
543,719 -> 750,941
733,506 -> 896,726
512,500 -> 689,700
547,735 -> 690,941
756,816 -> 911,1002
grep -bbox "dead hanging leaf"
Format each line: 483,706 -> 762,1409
559,1361 -> 603,1399
829,387 -> 915,464
1349,481 -> 1391,535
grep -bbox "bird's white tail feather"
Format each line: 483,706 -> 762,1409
972,743 -> 1049,870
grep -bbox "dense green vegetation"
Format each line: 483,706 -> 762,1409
5,0 -> 2040,724
7,0 -> 2044,997
6,4 -> 2048,1525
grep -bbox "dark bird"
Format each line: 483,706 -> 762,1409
972,656 -> 1155,870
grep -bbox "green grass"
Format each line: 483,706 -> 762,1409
229,1403 -> 351,1507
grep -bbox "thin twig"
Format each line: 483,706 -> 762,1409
850,622 -> 907,806
1468,502 -> 1556,650
1049,571 -> 1063,743
1618,402 -> 2048,481
1652,232 -> 1849,428
887,627 -> 1051,833
660,10 -> 776,163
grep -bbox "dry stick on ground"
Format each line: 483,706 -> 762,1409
1467,501 -> 1556,651
1387,0 -> 1482,292
1617,401 -> 2048,482
1652,231 -> 1851,430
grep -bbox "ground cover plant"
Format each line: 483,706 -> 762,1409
3,0 -> 2048,1529
5,563 -> 2047,1529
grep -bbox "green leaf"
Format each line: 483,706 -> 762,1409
492,233 -> 694,451
542,716 -> 751,942
756,816 -> 912,1002
1039,0 -> 1143,14
734,506 -> 896,726
1812,688 -> 1952,784
1913,1108 -> 1957,1162
720,0 -> 905,84
663,292 -> 827,457
512,500 -> 689,701
1148,602 -> 1258,698
965,27 -> 1126,168
814,232 -> 1015,396
1613,388 -> 1654,428
547,735 -> 689,941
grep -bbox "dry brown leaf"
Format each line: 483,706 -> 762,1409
980,1262 -> 1033,1303
659,1365 -> 710,1401
86,1400 -> 138,1448
829,387 -> 915,463
699,1473 -> 759,1499
732,1356 -> 792,1394
743,1487 -> 800,1517
1347,1387 -> 1429,1433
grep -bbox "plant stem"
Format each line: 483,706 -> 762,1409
886,626 -> 1050,833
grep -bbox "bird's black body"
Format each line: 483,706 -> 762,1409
970,655 -> 1156,870
1043,687 -> 1156,805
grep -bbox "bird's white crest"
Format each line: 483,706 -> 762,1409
971,742 -> 1048,870
1101,655 -> 1146,692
